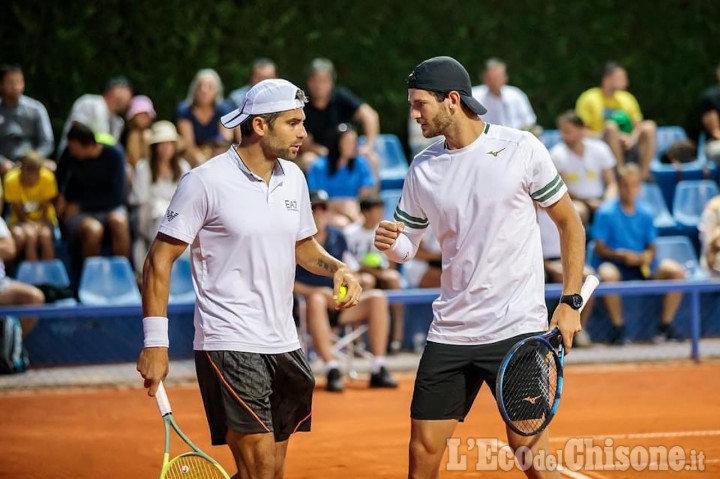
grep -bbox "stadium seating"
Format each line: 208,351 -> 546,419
78,256 -> 141,305
379,189 -> 403,221
672,180 -> 719,229
540,129 -> 562,150
637,182 -> 678,235
654,235 -> 706,279
169,256 -> 195,303
16,259 -> 77,305
359,134 -> 408,190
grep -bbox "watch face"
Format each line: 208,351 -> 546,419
572,295 -> 583,309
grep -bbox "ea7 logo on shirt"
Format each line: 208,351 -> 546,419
285,200 -> 298,212
166,210 -> 179,222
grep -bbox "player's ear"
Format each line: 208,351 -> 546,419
252,117 -> 266,137
447,91 -> 462,113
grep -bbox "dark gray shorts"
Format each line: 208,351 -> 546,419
195,349 -> 314,444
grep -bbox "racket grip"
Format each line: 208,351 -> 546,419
155,381 -> 173,416
578,275 -> 599,313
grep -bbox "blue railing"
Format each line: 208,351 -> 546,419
1,279 -> 718,361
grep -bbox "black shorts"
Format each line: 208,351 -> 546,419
411,332 -> 541,421
195,349 -> 315,444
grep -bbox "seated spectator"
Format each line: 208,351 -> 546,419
593,164 -> 686,345
300,58 -> 380,174
0,216 -> 45,337
550,111 -> 617,225
0,65 -> 54,175
306,123 -> 376,227
176,69 -> 232,167
472,58 -> 539,132
699,194 -> 720,277
3,150 -> 57,261
538,208 -> 595,347
576,62 -> 656,179
122,95 -> 156,169
344,194 -> 404,354
58,76 -> 133,156
699,62 -> 720,164
294,190 -> 397,393
56,123 -> 130,261
402,224 -> 442,289
228,58 -> 277,109
131,121 -> 190,266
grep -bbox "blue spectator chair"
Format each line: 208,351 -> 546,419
654,236 -> 706,279
16,259 -> 77,305
78,256 -> 141,305
650,126 -> 718,207
169,256 -> 195,304
672,180 -> 719,229
379,189 -> 403,221
637,182 -> 677,235
359,134 -> 408,190
540,129 -> 562,150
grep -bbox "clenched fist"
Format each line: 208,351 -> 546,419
375,221 -> 405,251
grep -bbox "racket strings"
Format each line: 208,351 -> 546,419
500,342 -> 559,434
166,454 -> 227,479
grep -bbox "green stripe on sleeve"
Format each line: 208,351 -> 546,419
394,209 -> 429,229
530,174 -> 562,200
394,206 -> 429,226
534,178 -> 566,203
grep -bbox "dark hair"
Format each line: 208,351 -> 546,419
0,65 -> 22,83
252,58 -> 275,69
66,122 -> 97,146
239,112 -> 281,137
429,90 -> 449,102
149,142 -> 183,184
556,110 -> 584,128
327,123 -> 356,176
602,61 -> 623,78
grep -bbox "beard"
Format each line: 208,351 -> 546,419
263,134 -> 297,160
422,108 -> 452,138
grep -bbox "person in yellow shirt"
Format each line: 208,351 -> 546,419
576,62 -> 656,179
3,150 -> 57,260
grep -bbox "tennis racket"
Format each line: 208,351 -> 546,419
496,275 -> 599,436
155,381 -> 231,479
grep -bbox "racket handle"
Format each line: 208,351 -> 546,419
578,275 -> 599,313
155,381 -> 173,417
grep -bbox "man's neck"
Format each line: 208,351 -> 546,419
311,94 -> 330,111
1,96 -> 19,107
235,143 -> 276,184
444,118 -> 486,150
601,85 -> 616,98
620,198 -> 635,213
568,140 -> 584,156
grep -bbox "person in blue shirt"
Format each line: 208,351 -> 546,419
306,123 -> 376,227
593,163 -> 686,344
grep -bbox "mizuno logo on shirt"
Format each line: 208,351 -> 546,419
166,210 -> 179,222
486,147 -> 506,157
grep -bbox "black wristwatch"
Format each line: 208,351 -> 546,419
559,294 -> 583,310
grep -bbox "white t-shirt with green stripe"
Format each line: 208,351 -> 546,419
392,123 -> 567,345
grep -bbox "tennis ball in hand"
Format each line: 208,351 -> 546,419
362,252 -> 384,268
336,285 -> 348,303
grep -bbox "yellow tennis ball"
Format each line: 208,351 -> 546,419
362,252 -> 384,268
336,285 -> 348,303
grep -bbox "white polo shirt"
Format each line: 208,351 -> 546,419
158,147 -> 316,354
392,124 -> 566,345
550,138 -> 615,200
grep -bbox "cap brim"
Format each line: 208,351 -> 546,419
221,109 -> 250,129
460,94 -> 487,116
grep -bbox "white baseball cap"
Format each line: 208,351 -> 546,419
221,78 -> 307,128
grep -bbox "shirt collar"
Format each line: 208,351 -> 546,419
229,145 -> 285,182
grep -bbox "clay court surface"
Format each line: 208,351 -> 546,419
1,361 -> 718,478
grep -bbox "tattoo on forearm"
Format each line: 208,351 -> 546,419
317,259 -> 338,274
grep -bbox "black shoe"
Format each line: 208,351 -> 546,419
326,368 -> 344,392
369,366 -> 398,389
610,325 -> 628,346
655,323 -> 683,343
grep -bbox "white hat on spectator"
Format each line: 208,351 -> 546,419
221,79 -> 307,129
148,121 -> 179,145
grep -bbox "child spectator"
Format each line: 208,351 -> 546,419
306,123 -> 376,227
123,95 -> 156,169
3,150 -> 57,260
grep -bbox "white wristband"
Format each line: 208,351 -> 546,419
143,316 -> 169,348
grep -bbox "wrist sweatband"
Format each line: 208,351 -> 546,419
143,316 -> 169,348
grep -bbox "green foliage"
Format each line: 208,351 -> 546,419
4,0 -> 720,154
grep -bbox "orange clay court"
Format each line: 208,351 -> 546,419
1,360 -> 718,478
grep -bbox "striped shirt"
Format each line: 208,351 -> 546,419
392,123 -> 566,345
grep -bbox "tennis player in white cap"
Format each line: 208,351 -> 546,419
138,78 -> 362,479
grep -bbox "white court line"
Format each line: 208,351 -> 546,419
495,440 -> 594,479
551,430 -> 720,442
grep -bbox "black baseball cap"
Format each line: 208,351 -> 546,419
309,190 -> 329,206
359,193 -> 385,211
407,56 -> 487,116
